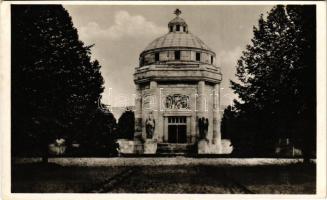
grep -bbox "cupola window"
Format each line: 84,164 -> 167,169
183,26 -> 186,32
155,52 -> 160,62
170,26 -> 173,32
176,25 -> 180,32
140,56 -> 144,66
210,55 -> 214,64
196,52 -> 201,61
175,51 -> 180,60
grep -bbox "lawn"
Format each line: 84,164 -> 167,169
11,158 -> 316,194
11,163 -> 129,193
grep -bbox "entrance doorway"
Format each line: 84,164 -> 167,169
167,116 -> 187,143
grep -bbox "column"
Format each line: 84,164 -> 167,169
194,81 -> 206,141
191,89 -> 197,143
186,117 -> 191,143
212,84 -> 221,148
150,81 -> 160,141
150,81 -> 157,90
134,84 -> 142,139
197,80 -> 205,118
163,117 -> 168,142
196,81 -> 206,140
190,115 -> 197,143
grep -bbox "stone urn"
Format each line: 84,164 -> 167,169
116,139 -> 135,154
48,138 -> 66,155
48,144 -> 66,155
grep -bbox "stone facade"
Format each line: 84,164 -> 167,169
131,10 -> 224,154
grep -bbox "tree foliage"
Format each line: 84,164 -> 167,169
222,5 -> 316,157
117,110 -> 135,140
11,5 -> 105,160
80,106 -> 117,156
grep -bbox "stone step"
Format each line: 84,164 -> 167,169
157,143 -> 195,154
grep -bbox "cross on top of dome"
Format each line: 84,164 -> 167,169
174,8 -> 182,16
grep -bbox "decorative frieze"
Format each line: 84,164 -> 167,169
165,94 -> 190,110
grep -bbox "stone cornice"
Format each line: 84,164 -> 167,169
134,65 -> 222,84
140,46 -> 216,57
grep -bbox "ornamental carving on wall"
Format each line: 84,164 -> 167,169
165,94 -> 190,109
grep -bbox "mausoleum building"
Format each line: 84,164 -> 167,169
132,9 -> 224,154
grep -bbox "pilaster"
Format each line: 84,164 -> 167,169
134,84 -> 142,138
212,84 -> 221,148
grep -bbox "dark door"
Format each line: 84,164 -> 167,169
177,125 -> 187,143
168,125 -> 178,143
167,117 -> 187,143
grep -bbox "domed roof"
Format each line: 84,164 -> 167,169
168,16 -> 187,26
142,9 -> 213,54
143,32 -> 212,52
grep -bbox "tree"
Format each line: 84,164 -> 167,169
117,110 -> 135,140
11,5 -> 104,162
81,106 -> 117,156
221,106 -> 234,140
226,5 -> 316,158
285,5 -> 316,162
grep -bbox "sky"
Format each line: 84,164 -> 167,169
64,5 -> 273,107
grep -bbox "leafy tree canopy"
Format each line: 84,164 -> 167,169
12,5 -> 105,159
223,5 -> 316,157
117,110 -> 135,140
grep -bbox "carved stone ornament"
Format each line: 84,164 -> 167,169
165,94 -> 190,109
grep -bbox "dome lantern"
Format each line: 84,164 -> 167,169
168,9 -> 188,33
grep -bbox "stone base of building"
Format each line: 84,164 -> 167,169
143,139 -> 158,154
221,139 -> 233,154
117,138 -> 231,155
116,139 -> 143,154
197,139 -> 222,154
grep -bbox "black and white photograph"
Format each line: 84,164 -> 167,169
0,1 -> 326,199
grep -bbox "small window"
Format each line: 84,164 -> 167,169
140,56 -> 144,66
196,52 -> 201,61
155,52 -> 159,61
175,51 -> 180,60
170,26 -> 173,32
176,25 -> 180,31
183,26 -> 186,32
211,56 -> 214,64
